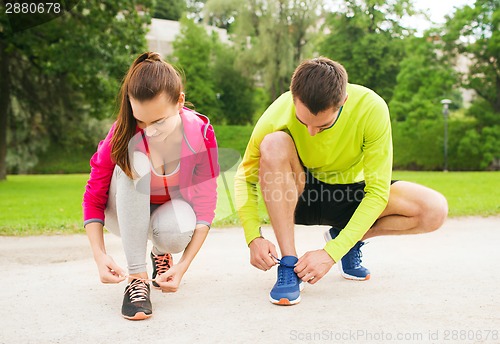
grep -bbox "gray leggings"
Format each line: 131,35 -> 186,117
104,166 -> 195,274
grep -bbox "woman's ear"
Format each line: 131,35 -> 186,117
177,92 -> 185,110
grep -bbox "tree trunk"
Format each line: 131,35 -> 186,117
495,73 -> 500,114
0,39 -> 10,181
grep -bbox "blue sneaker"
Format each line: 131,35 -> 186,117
324,227 -> 371,281
269,256 -> 303,305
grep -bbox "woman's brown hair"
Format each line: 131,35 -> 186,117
110,52 -> 183,178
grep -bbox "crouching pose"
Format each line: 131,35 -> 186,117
235,57 -> 447,305
83,52 -> 219,319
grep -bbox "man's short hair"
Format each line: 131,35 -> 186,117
290,57 -> 348,115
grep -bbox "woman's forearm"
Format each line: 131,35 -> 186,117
177,224 -> 209,269
84,222 -> 107,259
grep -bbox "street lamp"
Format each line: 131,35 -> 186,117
440,99 -> 452,172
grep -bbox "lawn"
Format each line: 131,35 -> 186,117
0,171 -> 498,235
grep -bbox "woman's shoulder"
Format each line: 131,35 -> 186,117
180,107 -> 214,139
180,108 -> 217,153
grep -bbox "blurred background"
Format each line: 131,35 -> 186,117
1,0 -> 499,177
0,0 -> 498,234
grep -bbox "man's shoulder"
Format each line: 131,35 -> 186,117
268,91 -> 294,113
347,83 -> 387,106
256,92 -> 294,124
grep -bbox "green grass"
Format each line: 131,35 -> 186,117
392,171 -> 500,217
0,174 -> 88,235
0,172 -> 498,235
213,124 -> 254,157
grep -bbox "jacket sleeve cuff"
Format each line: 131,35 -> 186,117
196,220 -> 211,229
83,219 -> 104,227
323,240 -> 342,264
245,226 -> 263,246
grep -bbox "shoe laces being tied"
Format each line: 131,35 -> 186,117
125,279 -> 149,303
275,258 -> 296,286
347,242 -> 366,266
154,253 -> 172,276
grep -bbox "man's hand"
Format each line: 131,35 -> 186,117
248,237 -> 278,271
295,249 -> 335,284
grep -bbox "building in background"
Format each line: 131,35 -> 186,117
146,18 -> 230,58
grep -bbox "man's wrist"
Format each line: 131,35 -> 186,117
322,248 -> 337,264
248,236 -> 264,247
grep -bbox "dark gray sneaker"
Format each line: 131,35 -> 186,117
122,279 -> 152,320
150,251 -> 173,289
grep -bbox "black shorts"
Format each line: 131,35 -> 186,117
294,170 -> 395,229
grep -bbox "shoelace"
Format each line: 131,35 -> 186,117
153,253 -> 172,276
125,279 -> 149,303
271,255 -> 297,286
346,242 -> 366,267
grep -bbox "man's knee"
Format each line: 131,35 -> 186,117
421,191 -> 448,231
260,131 -> 294,166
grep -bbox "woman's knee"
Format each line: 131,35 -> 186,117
150,199 -> 196,253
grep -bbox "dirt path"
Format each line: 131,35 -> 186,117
1,217 -> 499,344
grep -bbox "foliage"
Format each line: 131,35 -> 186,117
203,0 -> 240,30
0,0 -> 153,179
153,0 -> 186,20
319,0 -> 418,102
389,36 -> 461,122
28,124 -> 254,174
442,0 -> 500,114
212,43 -> 257,124
171,17 -> 257,124
231,0 -> 324,101
186,0 -> 208,22
392,116 -> 499,171
212,124 -> 254,154
171,17 -> 221,119
392,119 -> 444,170
440,0 -> 500,169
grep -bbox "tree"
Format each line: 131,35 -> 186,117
319,0 -> 418,102
389,36 -> 461,122
171,16 -> 257,124
232,0 -> 324,101
442,0 -> 500,122
186,0 -> 208,22
212,42 -> 256,124
153,0 -> 186,20
0,1 -> 153,179
203,0 -> 240,30
441,0 -> 500,169
171,17 -> 221,119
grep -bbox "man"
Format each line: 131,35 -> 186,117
234,57 -> 448,306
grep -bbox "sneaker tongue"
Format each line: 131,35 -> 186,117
280,256 -> 298,267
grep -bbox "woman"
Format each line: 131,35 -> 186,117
82,52 -> 219,320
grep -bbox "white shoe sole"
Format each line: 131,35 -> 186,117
269,282 -> 304,305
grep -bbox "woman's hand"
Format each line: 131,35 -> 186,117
155,262 -> 188,293
95,253 -> 126,284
